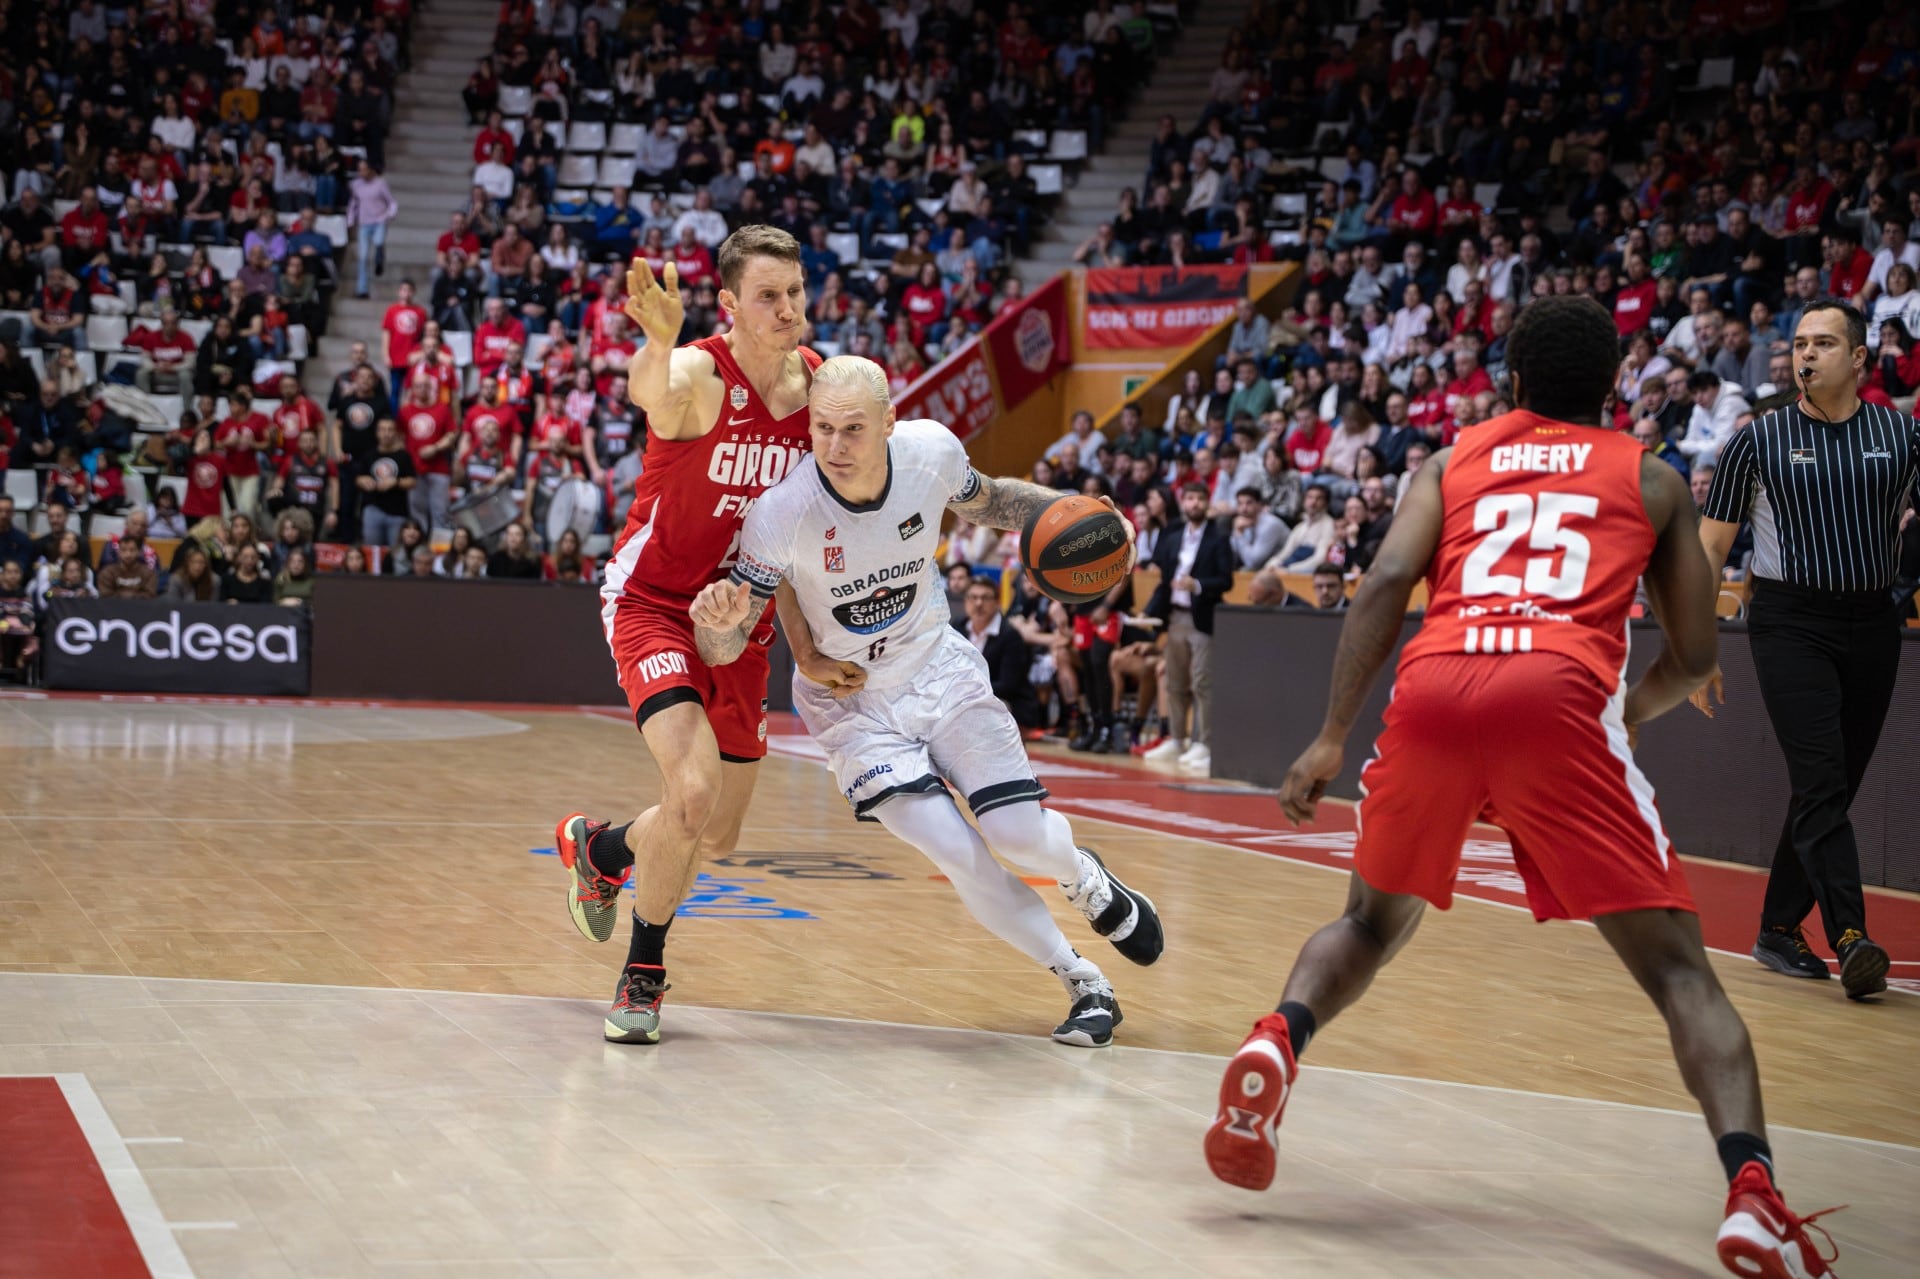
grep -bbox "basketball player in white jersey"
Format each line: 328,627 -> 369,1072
690,357 -> 1166,1044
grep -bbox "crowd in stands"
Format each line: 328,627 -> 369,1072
942,0 -> 1920,769
0,0 -> 422,674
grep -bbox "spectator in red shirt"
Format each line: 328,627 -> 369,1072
587,314 -> 636,396
473,296 -> 526,380
1405,363 -> 1450,440
381,280 -> 427,405
399,375 -> 457,532
1283,404 -> 1334,474
472,110 -> 515,165
127,309 -> 197,393
404,332 -> 460,407
436,211 -> 482,273
670,227 -> 717,289
1824,227 -> 1873,304
462,379 -> 525,470
1442,341 -> 1495,421
182,429 -> 228,529
216,387 -> 271,519
1782,160 -> 1833,268
271,373 -> 326,471
1613,253 -> 1659,334
900,261 -> 948,346
59,188 -> 112,255
1386,170 -> 1438,248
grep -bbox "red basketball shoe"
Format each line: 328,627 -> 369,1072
1203,1013 -> 1297,1191
1716,1161 -> 1842,1278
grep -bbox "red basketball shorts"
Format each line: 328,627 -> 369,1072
603,592 -> 775,762
1352,651 -> 1696,922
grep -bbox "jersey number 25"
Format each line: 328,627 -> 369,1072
1460,492 -> 1598,601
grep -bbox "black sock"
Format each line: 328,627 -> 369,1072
1716,1132 -> 1774,1185
625,911 -> 672,972
1276,1000 -> 1318,1056
587,822 -> 636,878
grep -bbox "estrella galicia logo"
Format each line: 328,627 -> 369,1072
897,512 -> 925,540
831,583 -> 918,633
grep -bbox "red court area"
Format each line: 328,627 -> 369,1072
764,717 -> 1920,991
0,1078 -> 150,1279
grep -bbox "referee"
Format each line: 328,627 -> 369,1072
1695,300 -> 1919,1001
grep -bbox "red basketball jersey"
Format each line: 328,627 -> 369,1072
604,335 -> 822,608
1399,410 -> 1654,690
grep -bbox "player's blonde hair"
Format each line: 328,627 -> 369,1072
809,355 -> 890,408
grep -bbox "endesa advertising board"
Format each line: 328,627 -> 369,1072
42,598 -> 312,696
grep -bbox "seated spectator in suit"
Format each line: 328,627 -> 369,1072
957,574 -> 1043,730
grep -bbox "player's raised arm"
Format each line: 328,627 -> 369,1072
1279,449 -> 1449,825
1626,454 -> 1720,731
623,257 -> 707,439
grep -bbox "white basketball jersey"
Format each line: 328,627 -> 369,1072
731,418 -> 980,691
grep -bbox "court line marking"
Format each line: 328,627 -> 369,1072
36,1072 -> 199,1279
124,1136 -> 186,1145
5,971 -> 1913,1157
166,1223 -> 238,1232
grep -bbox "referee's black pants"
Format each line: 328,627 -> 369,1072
1748,580 -> 1902,950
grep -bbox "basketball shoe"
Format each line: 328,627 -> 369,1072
1835,930 -> 1888,1001
1052,975 -> 1121,1047
1716,1160 -> 1841,1278
1061,847 -> 1165,966
604,965 -> 670,1044
1751,926 -> 1831,981
1203,1013 -> 1297,1191
555,813 -> 629,943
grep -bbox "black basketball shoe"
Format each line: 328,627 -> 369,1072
1751,926 -> 1831,981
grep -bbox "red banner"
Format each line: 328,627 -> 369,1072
896,341 -> 998,442
982,275 -> 1069,407
1083,264 -> 1248,349
897,275 -> 1069,443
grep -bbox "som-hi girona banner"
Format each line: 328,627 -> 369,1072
897,275 -> 1069,442
1084,265 -> 1248,349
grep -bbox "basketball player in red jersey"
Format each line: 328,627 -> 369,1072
1203,297 -> 1841,1279
552,226 -> 834,1045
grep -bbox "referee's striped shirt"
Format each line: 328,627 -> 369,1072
1701,400 -> 1920,593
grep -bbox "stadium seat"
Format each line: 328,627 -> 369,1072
567,121 -> 607,154
1031,164 -> 1064,196
315,215 -> 348,248
1693,57 -> 1735,91
155,475 -> 187,505
87,315 -> 129,352
445,331 -> 474,367
89,514 -> 127,542
597,157 -> 636,189
827,232 -> 862,270
181,320 -> 211,345
3,470 -> 37,511
208,246 -> 244,277
497,85 -> 533,117
607,123 -> 644,156
1047,130 -> 1089,162
558,155 -> 600,187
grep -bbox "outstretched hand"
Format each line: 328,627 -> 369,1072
625,256 -> 684,347
690,579 -> 755,633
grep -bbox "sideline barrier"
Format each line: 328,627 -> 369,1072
1209,607 -> 1920,893
42,598 -> 312,696
310,577 -> 621,705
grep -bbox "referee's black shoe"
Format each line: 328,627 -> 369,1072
1751,926 -> 1831,981
1836,930 -> 1890,1001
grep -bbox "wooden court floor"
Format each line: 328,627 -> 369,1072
1,695 -> 1916,1277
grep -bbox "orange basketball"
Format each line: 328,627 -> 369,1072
1021,494 -> 1132,606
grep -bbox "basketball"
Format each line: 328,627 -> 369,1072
1020,494 -> 1132,606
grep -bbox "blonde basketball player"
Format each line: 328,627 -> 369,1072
691,356 -> 1165,1044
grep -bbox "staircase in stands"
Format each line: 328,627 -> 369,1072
1018,4 -> 1251,282
306,0 -> 497,396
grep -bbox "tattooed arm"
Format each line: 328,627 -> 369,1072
691,579 -> 757,666
1277,449 -> 1450,825
945,472 -> 1063,532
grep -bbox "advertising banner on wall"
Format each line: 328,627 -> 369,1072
896,275 -> 1069,442
1083,265 -> 1248,349
43,598 -> 312,696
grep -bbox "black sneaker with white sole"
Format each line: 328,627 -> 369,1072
1062,847 -> 1165,967
1751,926 -> 1831,981
1052,977 -> 1121,1048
